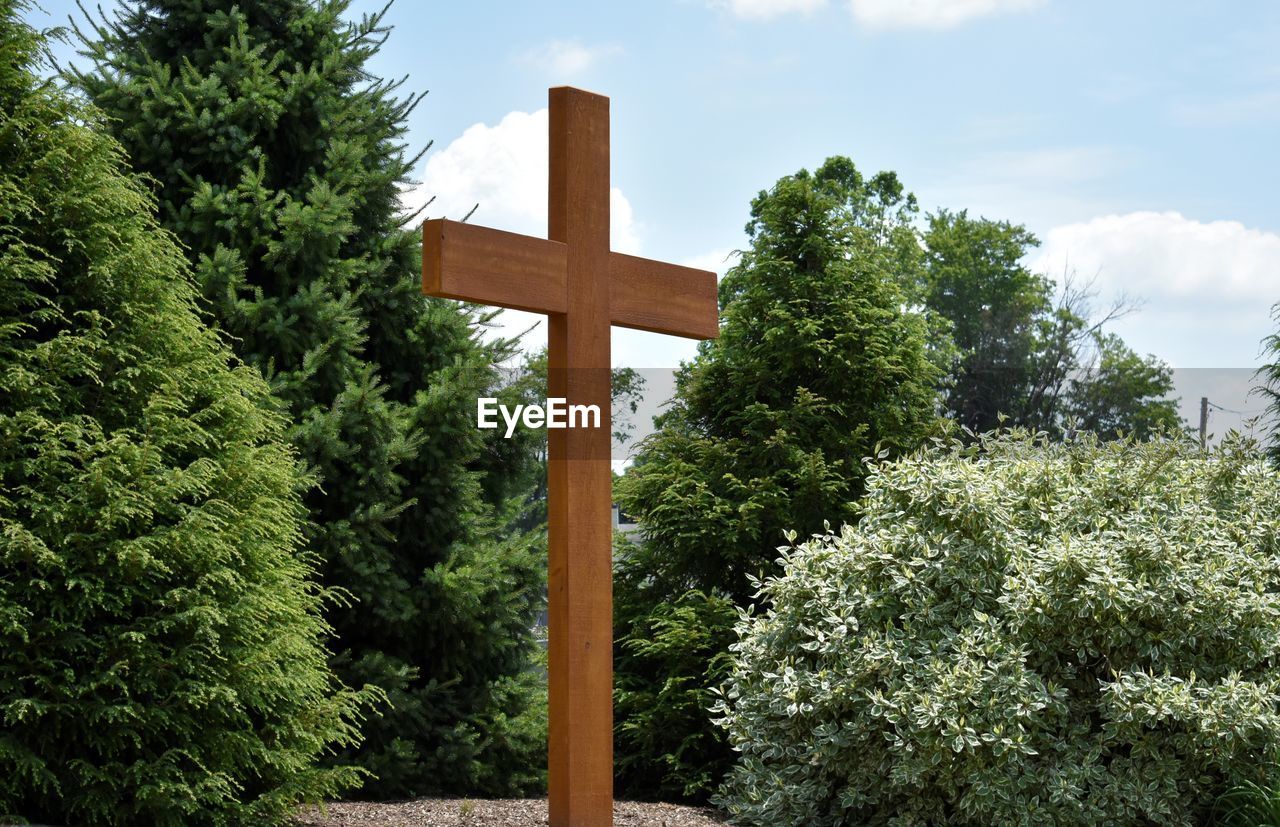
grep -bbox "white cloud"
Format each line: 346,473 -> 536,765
849,0 -> 1045,29
520,40 -> 619,77
1033,211 -> 1280,304
406,108 -> 643,354
1172,89 -> 1280,126
409,108 -> 640,254
919,145 -> 1124,230
1030,211 -> 1280,368
948,147 -> 1121,192
712,0 -> 1043,27
609,189 -> 641,255
713,0 -> 827,21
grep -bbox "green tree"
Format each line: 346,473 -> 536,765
613,156 -> 943,801
1258,303 -> 1280,461
921,209 -> 1048,433
921,210 -> 1175,438
1065,332 -> 1181,438
74,0 -> 545,797
0,5 -> 373,823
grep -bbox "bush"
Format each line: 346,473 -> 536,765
0,6 -> 373,824
1216,768 -> 1280,827
714,431 -> 1280,826
614,588 -> 739,799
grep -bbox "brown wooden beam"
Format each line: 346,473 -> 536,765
421,87 -> 720,827
422,218 -> 567,315
546,86 -> 615,827
609,253 -> 719,340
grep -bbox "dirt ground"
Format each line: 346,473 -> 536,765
295,798 -> 729,827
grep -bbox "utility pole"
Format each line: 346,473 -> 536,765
1199,396 -> 1209,449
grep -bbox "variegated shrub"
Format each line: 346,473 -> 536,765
714,431 -> 1280,826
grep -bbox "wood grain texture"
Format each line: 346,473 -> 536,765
546,85 -> 615,827
609,253 -> 719,340
422,219 -> 567,314
421,86 -> 720,827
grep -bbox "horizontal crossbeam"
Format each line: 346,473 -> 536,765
609,252 -> 718,339
423,218 -> 718,340
422,219 -> 567,315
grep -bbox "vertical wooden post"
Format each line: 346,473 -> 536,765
546,87 -> 614,827
423,85 -> 717,826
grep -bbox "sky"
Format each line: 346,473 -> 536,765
28,0 -> 1280,438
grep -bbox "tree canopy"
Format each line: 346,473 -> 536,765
74,0 -> 546,796
920,209 -> 1180,438
0,4 -> 372,822
613,157 -> 943,800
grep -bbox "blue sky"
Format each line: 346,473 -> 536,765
29,0 -> 1280,433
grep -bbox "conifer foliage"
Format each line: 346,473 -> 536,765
0,4 -> 372,823
74,0 -> 546,796
613,157 -> 943,800
1259,303 -> 1280,460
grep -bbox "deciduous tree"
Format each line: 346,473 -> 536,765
921,210 -> 1178,437
1065,332 -> 1180,439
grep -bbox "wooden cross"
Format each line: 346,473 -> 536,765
421,87 -> 718,827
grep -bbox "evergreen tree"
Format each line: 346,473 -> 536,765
0,5 -> 372,823
74,0 -> 545,796
1260,304 -> 1280,461
613,157 -> 943,800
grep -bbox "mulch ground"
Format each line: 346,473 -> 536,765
295,799 -> 729,827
